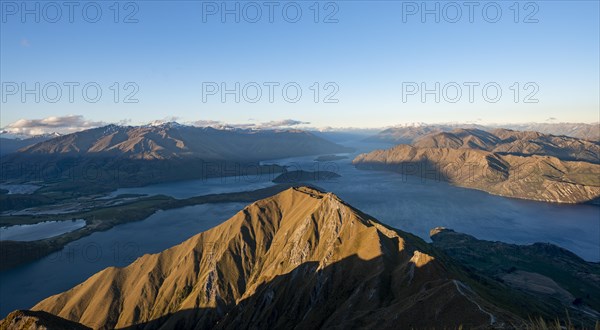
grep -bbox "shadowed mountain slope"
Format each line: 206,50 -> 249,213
431,227 -> 600,327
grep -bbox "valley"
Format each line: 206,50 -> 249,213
0,128 -> 598,328
1,140 -> 598,321
3,2 -> 598,327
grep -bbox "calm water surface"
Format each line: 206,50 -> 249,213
108,174 -> 277,199
0,184 -> 40,194
0,220 -> 86,241
0,203 -> 246,317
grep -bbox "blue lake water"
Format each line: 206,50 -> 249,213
0,184 -> 40,195
0,220 -> 86,241
107,175 -> 276,199
0,203 -> 246,317
0,140 -> 598,317
264,145 -> 600,263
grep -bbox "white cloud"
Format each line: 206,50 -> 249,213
190,119 -> 309,130
258,119 -> 310,129
191,120 -> 225,128
2,116 -> 312,137
2,115 -> 104,136
118,118 -> 133,126
148,116 -> 180,126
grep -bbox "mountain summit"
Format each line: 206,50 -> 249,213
25,187 -> 515,329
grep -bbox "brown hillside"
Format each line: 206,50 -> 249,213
28,187 -> 515,329
353,145 -> 600,203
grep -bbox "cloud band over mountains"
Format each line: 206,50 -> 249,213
1,115 -> 311,137
1,115 -> 105,136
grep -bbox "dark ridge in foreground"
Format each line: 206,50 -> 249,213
431,227 -> 600,326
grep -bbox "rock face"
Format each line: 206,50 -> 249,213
353,144 -> 600,204
413,128 -> 600,163
22,187 -> 516,329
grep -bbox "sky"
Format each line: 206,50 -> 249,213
1,0 -> 599,134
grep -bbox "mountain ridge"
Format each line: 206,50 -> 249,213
13,124 -> 352,161
353,144 -> 600,204
367,123 -> 600,144
430,227 -> 600,325
413,128 -> 600,163
23,187 -> 518,329
0,124 -> 351,195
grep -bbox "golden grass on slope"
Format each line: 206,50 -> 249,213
26,187 -> 515,329
525,311 -> 600,330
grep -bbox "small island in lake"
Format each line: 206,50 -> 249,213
314,155 -> 348,162
272,170 -> 341,183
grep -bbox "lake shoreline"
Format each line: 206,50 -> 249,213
0,183 -> 302,271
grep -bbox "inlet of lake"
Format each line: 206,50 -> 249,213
0,220 -> 86,241
1,141 -> 598,317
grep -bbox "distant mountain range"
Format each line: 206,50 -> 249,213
503,122 -> 600,141
4,187 -> 597,328
365,124 -> 486,144
354,129 -> 600,204
413,128 -> 600,163
3,122 -> 597,157
0,123 -> 352,193
7,122 -> 351,161
367,123 -> 600,144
